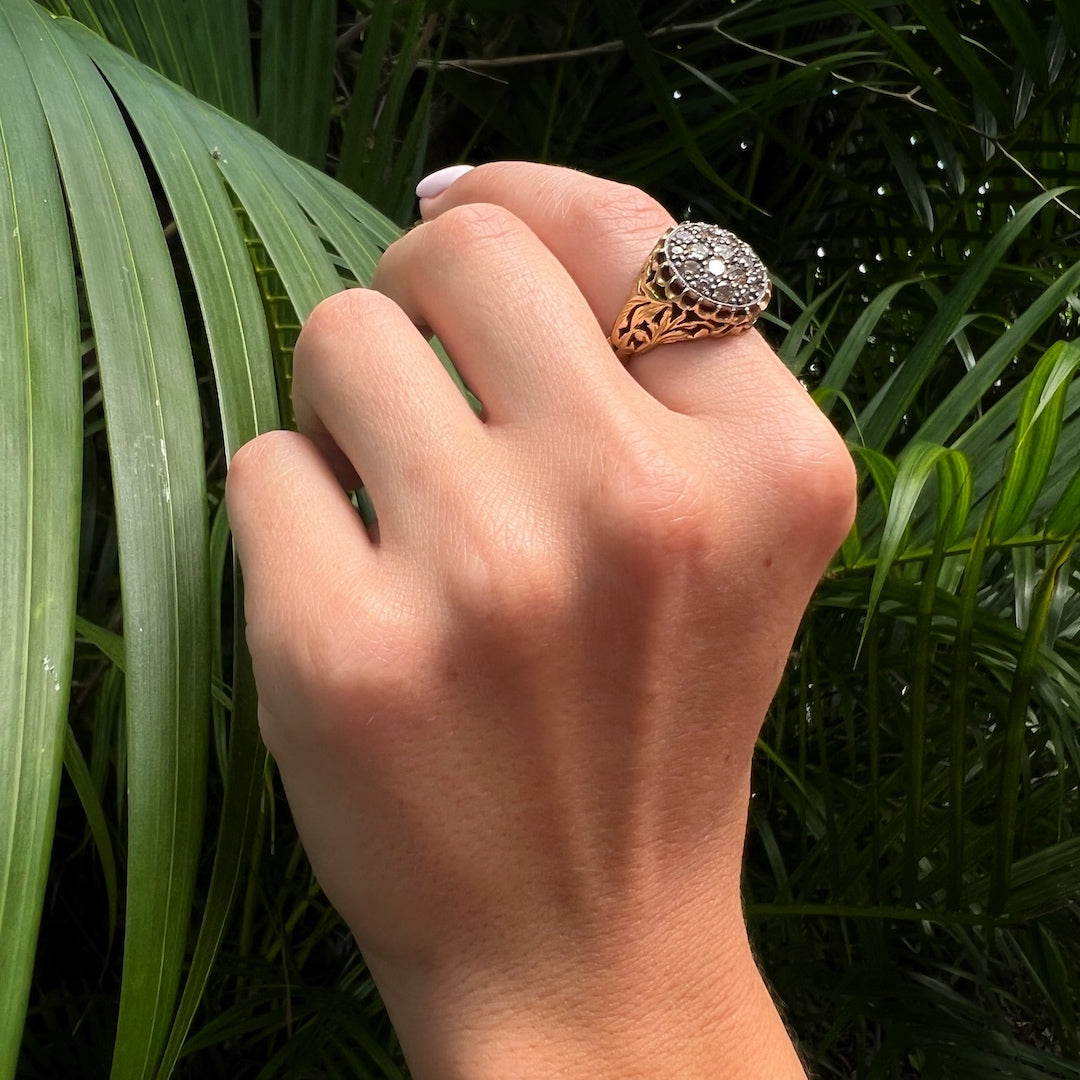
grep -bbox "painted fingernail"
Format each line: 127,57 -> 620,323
415,164 -> 474,200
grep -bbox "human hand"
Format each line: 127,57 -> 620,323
226,162 -> 856,1080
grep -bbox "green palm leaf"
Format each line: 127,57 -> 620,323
11,7 -> 212,1076
856,189 -> 1070,452
992,341 -> 1080,543
0,2 -> 397,1075
0,11 -> 81,1079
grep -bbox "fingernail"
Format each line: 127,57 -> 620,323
416,164 -> 474,200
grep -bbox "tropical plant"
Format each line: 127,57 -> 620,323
2,1 -> 1079,1077
2,3 -> 398,1077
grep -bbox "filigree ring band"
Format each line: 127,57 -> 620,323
609,222 -> 771,360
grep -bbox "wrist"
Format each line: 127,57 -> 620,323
370,908 -> 806,1080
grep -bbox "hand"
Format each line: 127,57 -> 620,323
226,162 -> 856,1080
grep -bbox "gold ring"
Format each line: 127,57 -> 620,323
609,222 -> 771,360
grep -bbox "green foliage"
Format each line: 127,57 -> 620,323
1,3 -> 395,1077
2,0 -> 1079,1077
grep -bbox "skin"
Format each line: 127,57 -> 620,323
226,162 -> 858,1079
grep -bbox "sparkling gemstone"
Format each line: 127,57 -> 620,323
663,223 -> 769,307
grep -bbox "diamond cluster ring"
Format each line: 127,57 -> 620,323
609,222 -> 771,360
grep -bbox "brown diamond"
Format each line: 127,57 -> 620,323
662,223 -> 769,309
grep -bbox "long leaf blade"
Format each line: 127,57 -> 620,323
856,189 -> 1069,451
992,340 -> 1080,542
0,10 -> 81,1078
862,442 -> 973,641
69,21 -> 280,460
9,6 -> 211,1077
257,0 -> 334,163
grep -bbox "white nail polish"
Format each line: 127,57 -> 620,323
415,164 -> 474,200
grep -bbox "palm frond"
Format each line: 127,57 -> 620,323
0,3 -> 396,1075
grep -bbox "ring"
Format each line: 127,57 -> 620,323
609,222 -> 771,360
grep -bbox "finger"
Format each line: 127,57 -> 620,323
226,429 -> 374,690
291,288 -> 485,523
418,163 -> 856,549
372,203 -> 636,423
415,161 -> 786,420
417,162 -> 673,331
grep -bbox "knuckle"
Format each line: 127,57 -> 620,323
296,289 -> 397,365
227,428 -> 300,497
447,515 -> 574,637
587,180 -> 670,235
226,431 -> 264,488
383,204 -> 545,302
294,579 -> 424,723
794,433 -> 858,545
425,201 -> 526,252
768,416 -> 858,554
493,547 -> 570,625
228,425 -> 284,469
300,287 -> 367,341
539,179 -> 673,315
596,431 -> 714,566
556,181 -> 673,267
286,590 -> 365,713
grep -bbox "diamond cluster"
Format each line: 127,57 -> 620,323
662,223 -> 769,308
